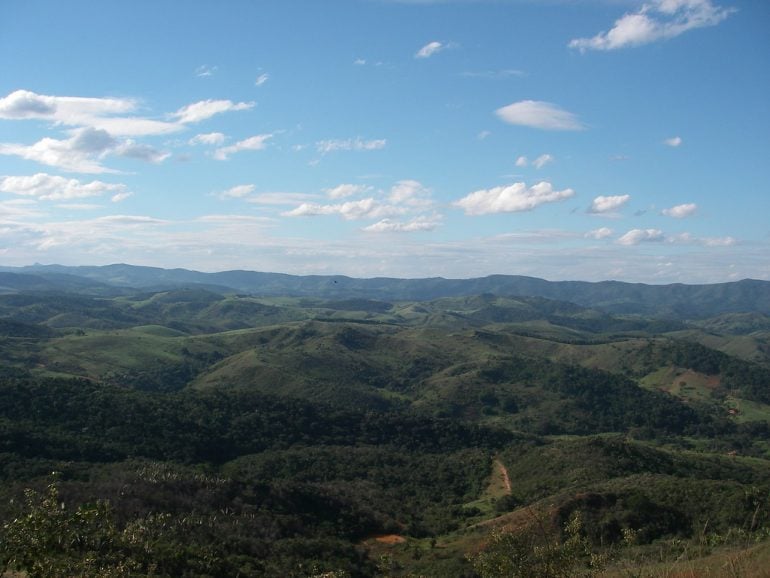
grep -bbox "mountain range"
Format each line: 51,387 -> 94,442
1,263 -> 768,319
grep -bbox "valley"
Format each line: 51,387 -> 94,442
1,267 -> 770,576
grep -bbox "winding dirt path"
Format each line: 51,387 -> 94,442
494,458 -> 511,494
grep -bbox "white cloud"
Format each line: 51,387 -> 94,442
0,126 -> 170,173
363,215 -> 441,233
325,184 -> 371,199
388,179 -> 432,207
454,181 -> 575,216
662,202 -> 697,218
246,192 -> 319,205
665,136 -> 683,147
216,184 -> 256,199
171,99 -> 254,124
586,227 -> 614,239
702,236 -> 736,247
111,191 -> 133,203
195,65 -> 218,77
569,0 -> 735,52
589,194 -> 631,214
354,58 -> 367,66
189,132 -> 226,146
213,134 -> 273,160
532,154 -> 554,169
515,156 -> 528,168
0,173 -> 129,201
415,41 -> 444,59
461,69 -> 525,79
283,198 -> 404,221
316,138 -> 387,154
496,100 -> 584,131
196,214 -> 272,224
0,128 -> 118,173
115,140 -> 170,163
477,130 -> 491,140
617,228 -> 665,245
0,89 -> 179,137
255,73 -> 270,86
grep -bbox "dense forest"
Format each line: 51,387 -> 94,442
1,273 -> 770,576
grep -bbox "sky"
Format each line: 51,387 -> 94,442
0,0 -> 768,283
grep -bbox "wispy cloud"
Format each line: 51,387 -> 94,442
415,41 -> 445,58
171,99 -> 254,124
461,69 -> 524,79
496,100 -> 584,131
213,134 -> 273,160
316,138 -> 386,154
454,181 -> 575,216
664,135 -> 683,147
189,132 -> 226,146
532,154 -> 554,169
215,184 -> 256,200
388,180 -> 432,207
195,65 -> 218,77
325,184 -> 372,199
363,215 -> 441,233
569,0 -> 735,52
255,73 -> 270,86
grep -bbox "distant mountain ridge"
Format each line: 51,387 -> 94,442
0,263 -> 768,318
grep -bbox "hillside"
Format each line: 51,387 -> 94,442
1,282 -> 770,576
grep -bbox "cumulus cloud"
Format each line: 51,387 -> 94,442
171,99 -> 254,124
569,0 -> 735,52
496,100 -> 584,131
454,181 -> 575,216
515,156 -> 528,168
617,228 -> 665,245
665,136 -> 683,147
589,194 -> 631,214
189,132 -> 226,146
316,138 -> 387,154
415,41 -> 445,58
662,202 -> 697,218
0,89 -> 179,137
0,126 -> 170,173
213,134 -> 273,160
586,227 -> 614,239
283,198 -> 404,221
0,173 -> 129,201
363,215 -> 441,233
0,128 -> 118,173
325,184 -> 371,199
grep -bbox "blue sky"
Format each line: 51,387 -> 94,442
0,0 -> 768,282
